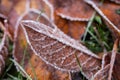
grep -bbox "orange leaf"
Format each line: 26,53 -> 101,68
46,0 -> 94,21
54,12 -> 86,40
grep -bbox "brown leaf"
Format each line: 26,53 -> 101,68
14,26 -> 70,80
13,10 -> 70,80
21,20 -> 101,79
18,9 -> 87,79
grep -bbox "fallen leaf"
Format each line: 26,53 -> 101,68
54,12 -> 86,40
13,10 -> 70,80
22,9 -> 88,80
2,0 -> 120,80
21,20 -> 101,79
46,0 -> 94,21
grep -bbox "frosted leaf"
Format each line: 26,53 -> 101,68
21,20 -> 101,79
44,0 -> 94,21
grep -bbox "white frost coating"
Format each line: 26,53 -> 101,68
13,0 -> 31,74
108,43 -> 117,80
21,20 -> 101,79
81,71 -> 91,79
29,8 -> 57,30
84,0 -> 120,33
81,57 -> 92,66
58,12 -> 89,21
49,45 -> 66,55
43,0 -> 54,21
101,75 -> 107,80
43,0 -> 90,21
29,8 -> 51,23
88,60 -> 96,68
55,49 -> 75,64
0,14 -> 7,19
21,20 -> 100,59
26,0 -> 30,12
93,64 -> 110,79
14,0 -> 30,40
13,5 -> 30,55
64,52 -> 84,67
101,53 -> 107,69
32,36 -> 46,41
42,41 -> 58,48
89,66 -> 100,71
61,50 -> 76,65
